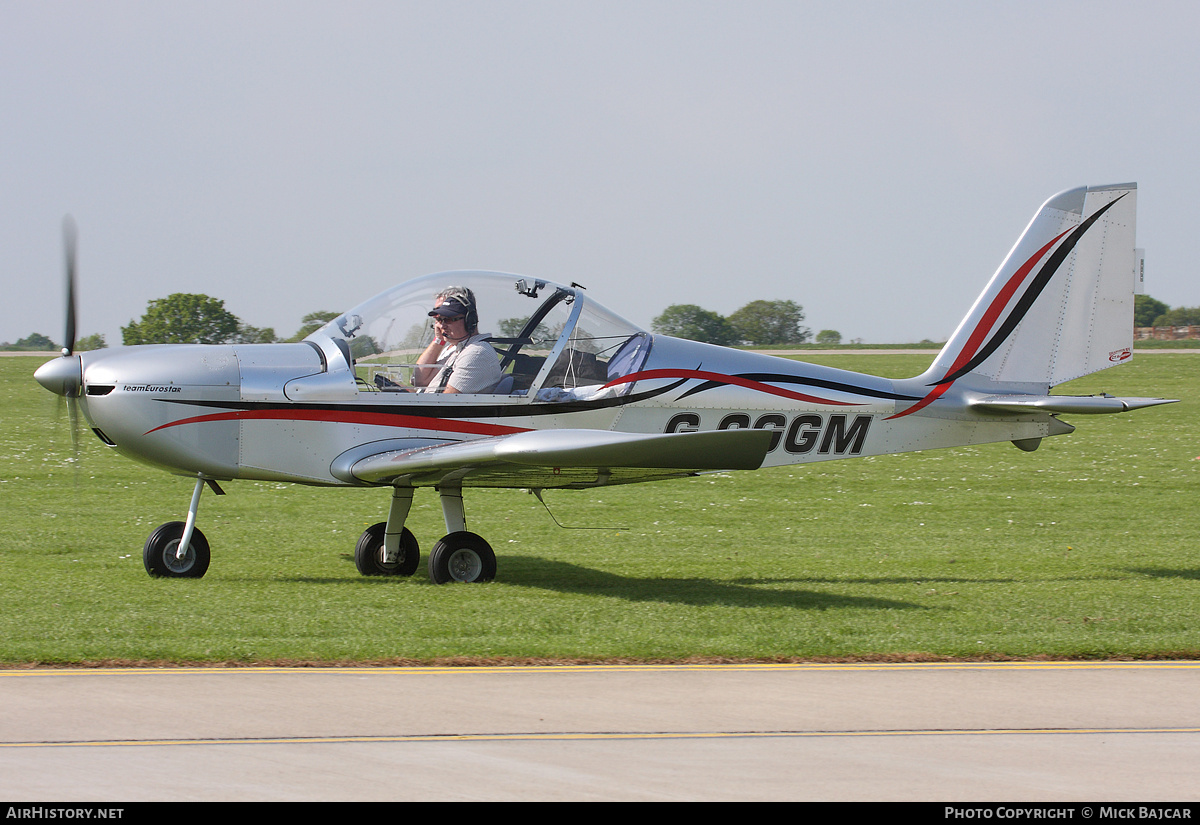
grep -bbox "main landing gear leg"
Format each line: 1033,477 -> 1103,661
439,485 -> 466,534
355,486 -> 420,576
143,475 -> 221,578
428,485 -> 496,584
177,476 -> 205,562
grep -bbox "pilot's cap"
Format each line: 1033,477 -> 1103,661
429,289 -> 475,321
428,303 -> 466,320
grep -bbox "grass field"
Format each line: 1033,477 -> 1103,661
1,352 -> 1197,665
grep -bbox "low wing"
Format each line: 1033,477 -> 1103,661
970,394 -> 1178,415
343,428 -> 775,489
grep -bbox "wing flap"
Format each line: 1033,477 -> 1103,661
345,428 -> 775,486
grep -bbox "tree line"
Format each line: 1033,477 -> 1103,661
8,291 -> 1198,353
119,294 -> 339,346
3,295 -> 339,351
2,331 -> 106,352
1135,294 -> 1200,328
10,292 -> 824,352
651,300 -> 816,346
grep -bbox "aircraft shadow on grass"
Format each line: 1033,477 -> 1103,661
477,556 -> 926,610
1126,566 -> 1200,581
290,560 -> 1132,609
286,557 -> 921,609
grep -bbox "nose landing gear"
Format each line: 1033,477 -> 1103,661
143,476 -> 223,578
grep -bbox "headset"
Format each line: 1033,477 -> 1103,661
435,287 -> 479,335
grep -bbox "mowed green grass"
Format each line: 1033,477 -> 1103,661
1,352 -> 1196,664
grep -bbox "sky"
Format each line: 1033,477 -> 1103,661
3,0 -> 1199,347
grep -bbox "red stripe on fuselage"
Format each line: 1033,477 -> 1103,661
145,408 -> 530,437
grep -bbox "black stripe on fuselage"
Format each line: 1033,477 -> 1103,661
154,378 -> 690,420
677,373 -> 921,403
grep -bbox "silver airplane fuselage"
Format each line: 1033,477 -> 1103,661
34,185 -> 1175,581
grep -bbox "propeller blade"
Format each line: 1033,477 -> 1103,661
51,393 -> 83,487
63,216 -> 77,356
67,395 -> 81,460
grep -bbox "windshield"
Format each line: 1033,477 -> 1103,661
310,271 -> 650,398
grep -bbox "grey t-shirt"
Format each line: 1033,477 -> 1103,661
424,333 -> 503,394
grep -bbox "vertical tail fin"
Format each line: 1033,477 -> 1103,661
924,183 -> 1138,391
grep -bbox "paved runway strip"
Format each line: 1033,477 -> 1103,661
2,661 -> 1197,801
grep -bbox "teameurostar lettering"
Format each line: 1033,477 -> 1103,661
122,384 -> 181,393
664,411 -> 872,455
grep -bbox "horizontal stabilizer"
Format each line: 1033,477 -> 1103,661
971,394 -> 1178,415
345,427 -> 775,485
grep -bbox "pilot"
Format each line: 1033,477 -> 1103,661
411,287 -> 504,394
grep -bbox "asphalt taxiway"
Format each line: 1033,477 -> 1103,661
2,661 -> 1198,801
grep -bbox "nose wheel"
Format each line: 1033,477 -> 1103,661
143,521 -> 211,578
143,476 -> 220,578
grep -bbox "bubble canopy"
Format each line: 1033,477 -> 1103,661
309,271 -> 650,397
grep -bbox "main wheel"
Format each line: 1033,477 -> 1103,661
428,531 -> 497,584
354,522 -> 420,576
143,521 -> 211,579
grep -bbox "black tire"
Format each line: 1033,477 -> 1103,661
354,522 -> 420,576
143,521 -> 211,579
428,531 -> 496,584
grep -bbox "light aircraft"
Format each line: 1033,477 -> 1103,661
36,183 -> 1176,583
